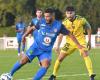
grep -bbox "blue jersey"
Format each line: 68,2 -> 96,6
33,20 -> 70,51
30,17 -> 44,38
16,22 -> 25,37
30,17 -> 44,26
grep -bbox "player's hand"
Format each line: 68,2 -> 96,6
16,30 -> 22,32
20,29 -> 23,32
77,45 -> 85,53
54,47 -> 60,56
77,45 -> 84,49
87,41 -> 91,50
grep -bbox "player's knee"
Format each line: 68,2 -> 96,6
20,59 -> 28,65
41,60 -> 50,68
58,53 -> 67,62
20,55 -> 29,65
58,57 -> 64,62
81,51 -> 88,57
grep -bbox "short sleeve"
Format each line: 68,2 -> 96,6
16,24 -> 18,30
83,18 -> 91,30
29,20 -> 40,29
59,24 -> 70,35
29,21 -> 35,27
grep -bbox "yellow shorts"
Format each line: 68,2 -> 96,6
61,43 -> 88,55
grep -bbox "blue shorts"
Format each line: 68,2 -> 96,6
26,41 -> 52,62
17,36 -> 22,44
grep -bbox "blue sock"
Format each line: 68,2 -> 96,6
22,44 -> 25,52
33,67 -> 47,80
18,44 -> 21,53
10,61 -> 22,76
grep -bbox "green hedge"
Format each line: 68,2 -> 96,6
0,27 -> 16,37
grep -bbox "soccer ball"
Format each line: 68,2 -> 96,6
0,73 -> 12,80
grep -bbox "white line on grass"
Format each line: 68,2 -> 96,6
17,73 -> 88,80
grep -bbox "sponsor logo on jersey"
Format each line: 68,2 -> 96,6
54,28 -> 57,32
43,36 -> 51,46
40,24 -> 46,27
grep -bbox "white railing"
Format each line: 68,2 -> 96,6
0,35 -> 100,50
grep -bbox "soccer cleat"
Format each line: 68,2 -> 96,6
49,75 -> 56,80
90,74 -> 96,80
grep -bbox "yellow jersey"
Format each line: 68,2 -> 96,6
63,15 -> 91,46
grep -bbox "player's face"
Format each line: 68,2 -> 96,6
44,13 -> 53,24
36,10 -> 42,18
66,11 -> 75,21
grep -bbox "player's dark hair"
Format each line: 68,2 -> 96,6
44,8 -> 54,14
36,8 -> 42,12
66,6 -> 75,11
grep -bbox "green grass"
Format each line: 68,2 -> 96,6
0,48 -> 100,80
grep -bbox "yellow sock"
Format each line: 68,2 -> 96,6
84,56 -> 94,76
53,59 -> 60,76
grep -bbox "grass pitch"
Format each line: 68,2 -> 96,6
0,48 -> 99,80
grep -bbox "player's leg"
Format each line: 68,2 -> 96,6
10,54 -> 29,76
49,43 -> 75,80
52,52 -> 67,76
22,36 -> 25,53
17,37 -> 21,56
33,52 -> 51,80
10,43 -> 37,77
18,42 -> 21,55
22,41 -> 25,53
79,47 -> 96,80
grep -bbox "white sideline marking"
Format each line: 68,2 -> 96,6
17,73 -> 88,80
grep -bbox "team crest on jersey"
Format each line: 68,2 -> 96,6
54,28 -> 57,32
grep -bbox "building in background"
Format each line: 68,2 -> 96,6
95,28 -> 100,47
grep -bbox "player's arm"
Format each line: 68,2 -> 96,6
22,22 -> 36,43
54,34 -> 63,55
84,19 -> 92,50
16,29 -> 21,32
60,24 -> 84,49
27,22 -> 33,31
67,33 -> 84,49
56,34 -> 63,47
23,23 -> 27,33
26,20 -> 39,32
23,20 -> 38,37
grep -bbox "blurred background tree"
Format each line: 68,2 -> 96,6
0,0 -> 100,36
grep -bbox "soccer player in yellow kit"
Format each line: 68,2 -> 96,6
49,6 -> 96,80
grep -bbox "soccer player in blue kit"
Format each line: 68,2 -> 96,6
30,8 -> 44,27
6,8 -> 84,80
16,18 -> 26,56
28,8 -> 44,39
